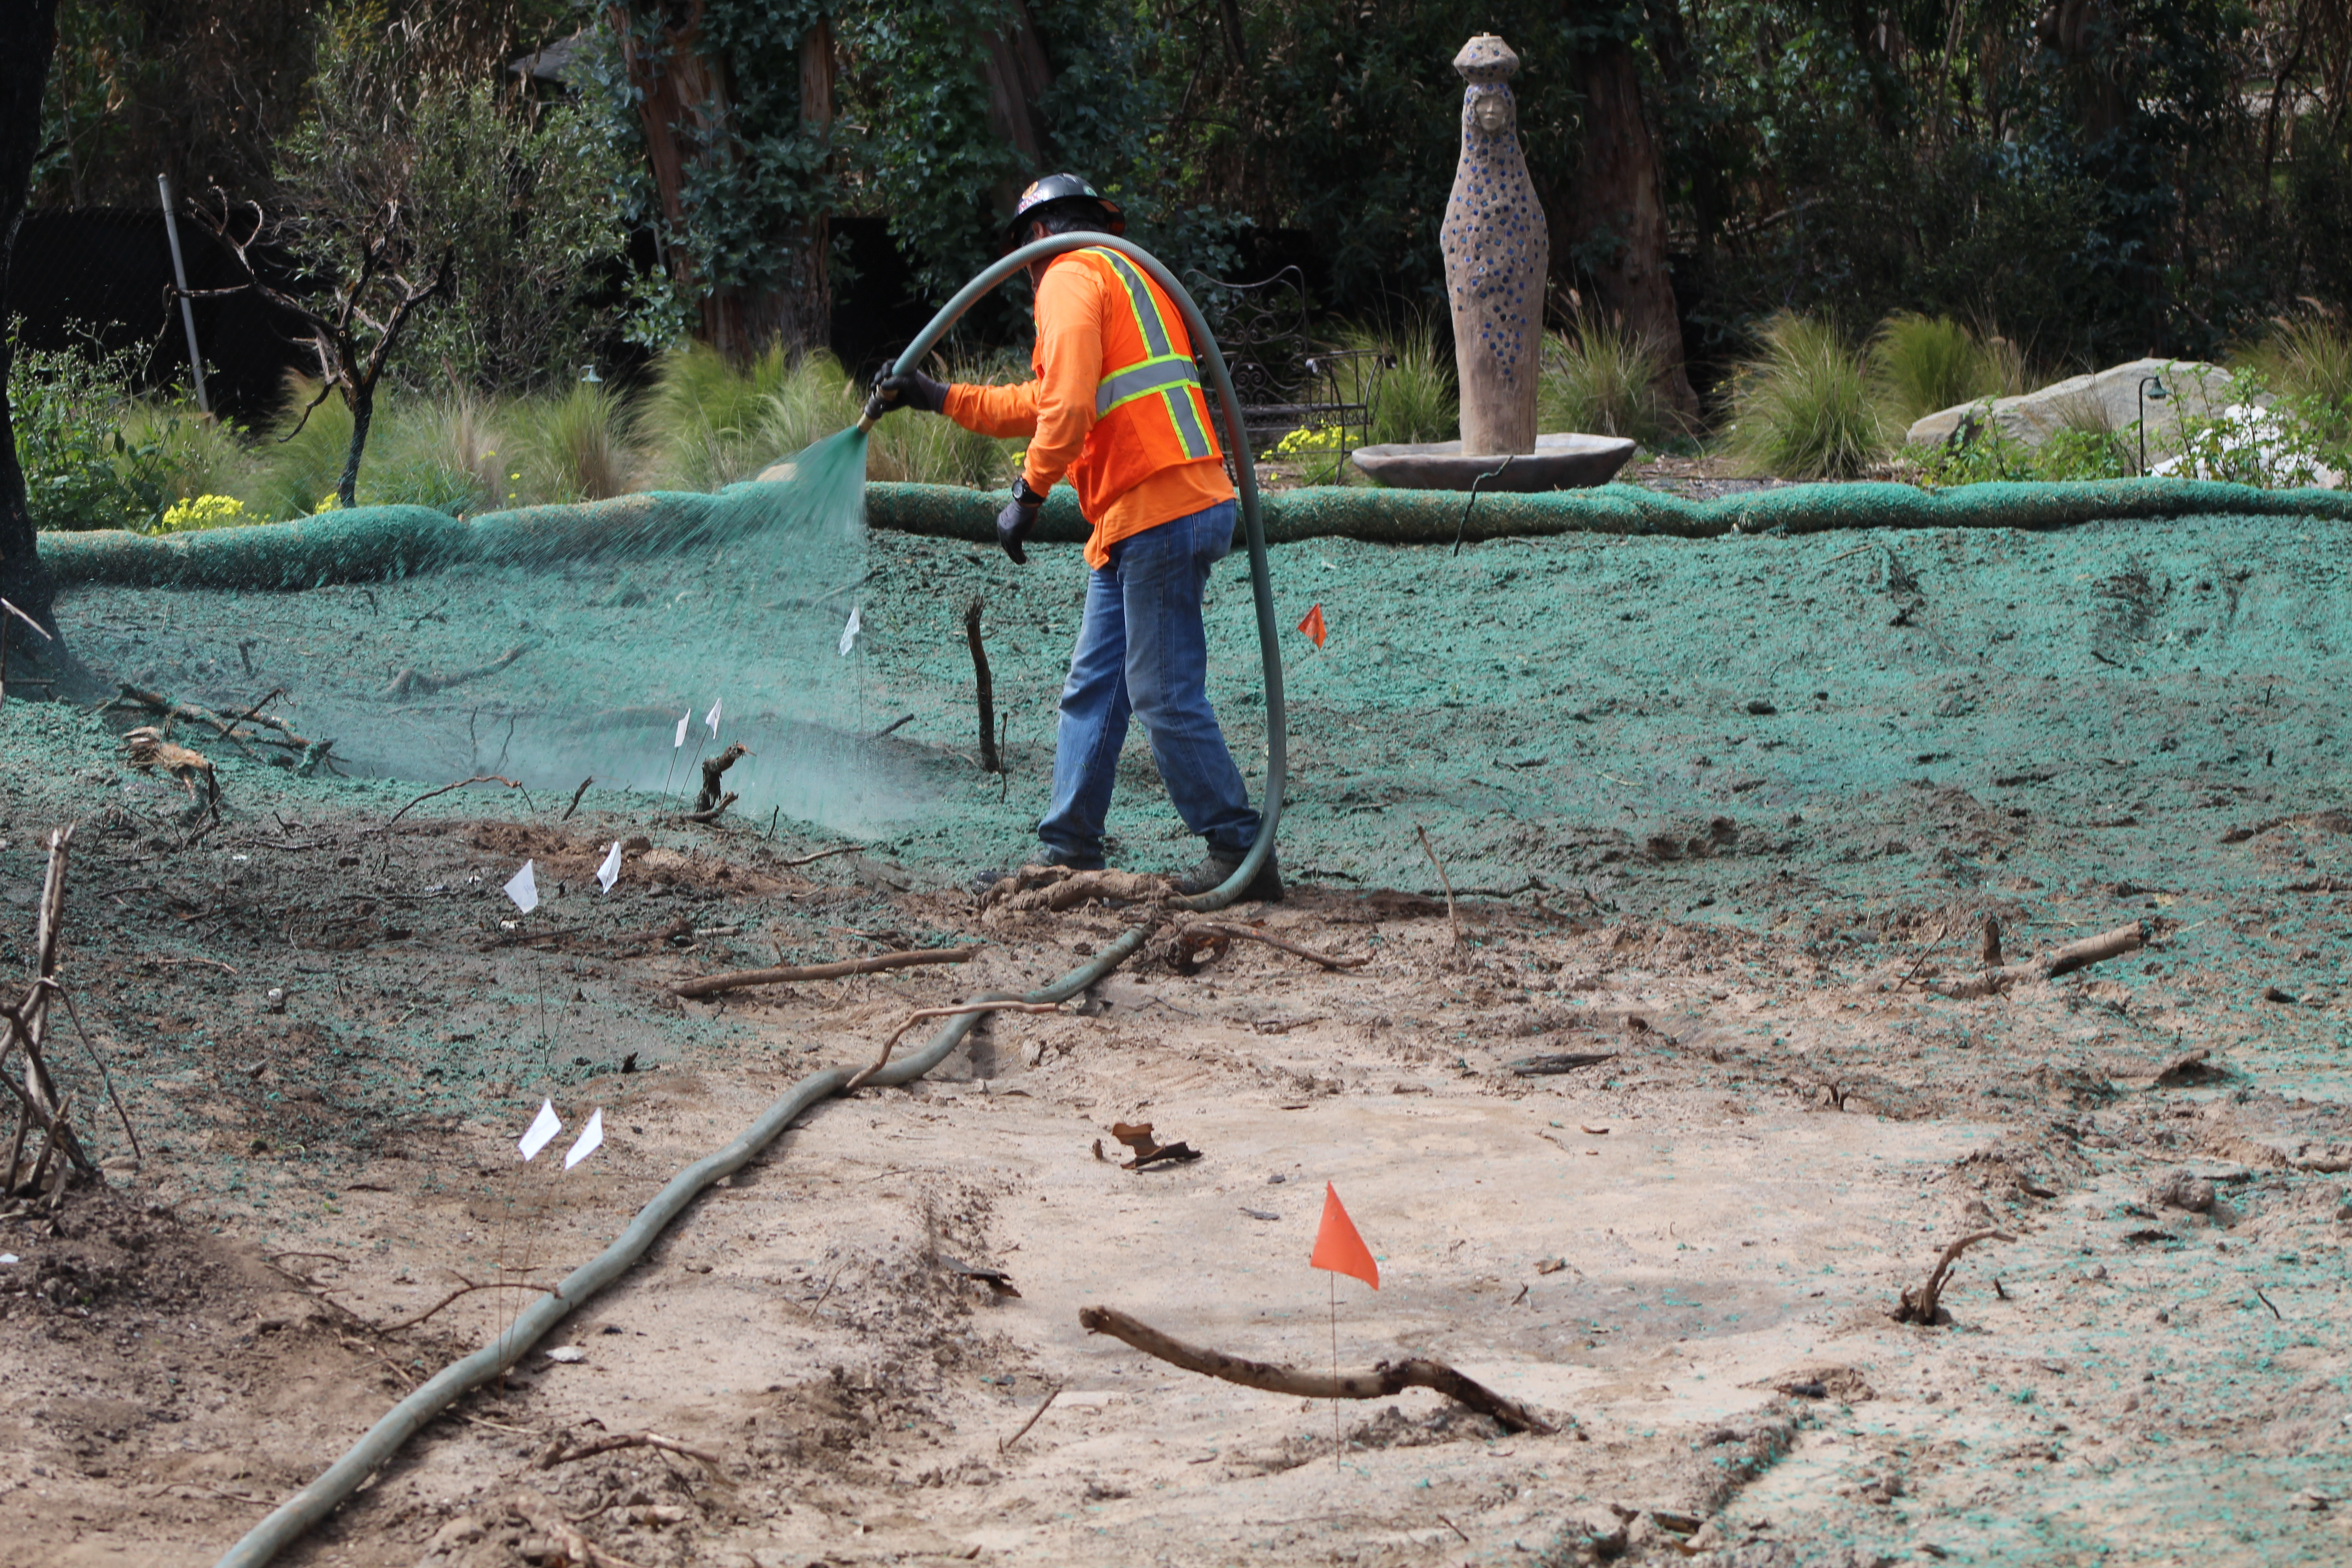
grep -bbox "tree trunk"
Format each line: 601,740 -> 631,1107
980,0 -> 1057,210
0,0 -> 63,673
787,18 -> 835,354
1549,37 -> 1698,419
339,387 -> 373,510
613,1 -> 814,363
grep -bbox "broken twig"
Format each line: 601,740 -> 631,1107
1893,1229 -> 2013,1324
1178,920 -> 1367,970
999,1384 -> 1061,1453
1929,921 -> 2146,999
845,1000 -> 1066,1090
1079,1305 -> 1555,1434
1414,825 -> 1462,947
382,774 -> 527,828
672,946 -> 978,999
966,599 -> 1001,773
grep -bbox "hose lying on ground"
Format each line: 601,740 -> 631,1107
211,231 -> 1287,1568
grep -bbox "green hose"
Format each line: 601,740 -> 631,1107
210,235 -> 1284,1568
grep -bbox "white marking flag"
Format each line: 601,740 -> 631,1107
564,1108 -> 605,1170
705,698 -> 722,738
839,604 -> 861,657
597,840 -> 623,893
674,709 -> 690,748
503,859 -> 539,914
519,1099 -> 561,1161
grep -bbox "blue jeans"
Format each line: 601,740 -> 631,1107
1037,500 -> 1260,866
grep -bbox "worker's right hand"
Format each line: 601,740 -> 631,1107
871,368 -> 948,416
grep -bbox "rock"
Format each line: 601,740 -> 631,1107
2150,1169 -> 2217,1212
1562,1504 -> 1628,1558
1907,358 -> 2239,451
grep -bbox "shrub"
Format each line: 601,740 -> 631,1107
1723,314 -> 1891,480
245,377 -> 490,517
1907,424 -> 2132,487
516,383 -> 637,504
8,335 -> 180,530
1336,320 -> 1458,447
1539,314 -> 1681,447
636,342 -> 801,491
2237,312 -> 2352,464
1868,313 -> 2014,429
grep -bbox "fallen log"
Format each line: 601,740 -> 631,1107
980,864 -> 1173,912
671,946 -> 979,999
1078,1304 -> 1557,1435
1929,919 -> 2146,999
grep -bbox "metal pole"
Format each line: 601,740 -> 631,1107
156,173 -> 211,415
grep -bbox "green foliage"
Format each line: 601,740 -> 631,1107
1540,316 -> 1682,447
516,385 -> 638,505
1906,425 -> 2133,488
5,334 -> 230,532
1867,314 -> 2016,430
1722,314 -> 1890,480
1335,321 -> 1459,447
2238,313 -> 2352,462
276,8 -> 633,393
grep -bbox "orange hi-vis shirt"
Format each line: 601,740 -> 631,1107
943,249 -> 1233,569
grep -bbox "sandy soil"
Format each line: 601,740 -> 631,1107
7,515 -> 2352,1567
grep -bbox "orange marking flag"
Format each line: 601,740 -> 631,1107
1309,1182 -> 1378,1289
1297,603 -> 1327,648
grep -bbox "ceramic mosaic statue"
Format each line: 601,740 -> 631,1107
1441,34 -> 1547,456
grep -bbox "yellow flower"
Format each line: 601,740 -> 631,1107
156,494 -> 249,533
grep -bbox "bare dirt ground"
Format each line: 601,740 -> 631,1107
8,516 -> 2352,1567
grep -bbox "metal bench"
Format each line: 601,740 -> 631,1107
1186,265 -> 1389,469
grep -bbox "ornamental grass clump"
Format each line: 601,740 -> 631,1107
1539,313 -> 1681,447
1724,313 -> 1891,480
1338,319 -> 1458,447
1868,313 -> 2016,429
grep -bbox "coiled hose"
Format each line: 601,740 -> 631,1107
212,233 -> 1288,1567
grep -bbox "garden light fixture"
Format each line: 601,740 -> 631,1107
2138,374 -> 2169,475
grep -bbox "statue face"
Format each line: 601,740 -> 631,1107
1470,89 -> 1513,135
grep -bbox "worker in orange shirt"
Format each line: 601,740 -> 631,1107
869,174 -> 1278,901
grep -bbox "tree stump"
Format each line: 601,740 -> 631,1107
1441,34 -> 1548,457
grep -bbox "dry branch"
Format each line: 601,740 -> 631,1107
681,791 -> 738,824
1415,825 -> 1462,947
505,1491 -> 647,1568
1929,920 -> 2146,998
778,843 -> 860,869
672,946 -> 979,999
1893,1229 -> 2013,1324
377,1278 -> 556,1333
382,774 -> 527,828
1178,920 -> 1367,970
966,599 -> 1000,773
1079,1305 -> 1555,1435
845,1000 -> 1066,1090
696,743 -> 750,813
561,777 -> 593,821
383,644 -> 528,700
122,727 -> 220,810
536,1431 -> 723,1472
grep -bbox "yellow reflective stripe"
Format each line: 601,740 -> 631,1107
1089,248 -> 1175,359
1095,353 -> 1201,417
1162,386 -> 1215,460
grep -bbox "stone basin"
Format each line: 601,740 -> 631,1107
1348,432 -> 1637,490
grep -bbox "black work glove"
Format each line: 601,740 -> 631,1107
867,368 -> 949,419
997,475 -> 1047,565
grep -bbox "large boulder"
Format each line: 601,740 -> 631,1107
1907,357 -> 2240,450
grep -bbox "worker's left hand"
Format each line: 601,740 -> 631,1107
997,477 -> 1046,564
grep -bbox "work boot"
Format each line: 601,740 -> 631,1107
967,845 -> 1102,899
1174,845 -> 1284,903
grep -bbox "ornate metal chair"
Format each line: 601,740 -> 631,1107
1184,265 -> 1390,468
